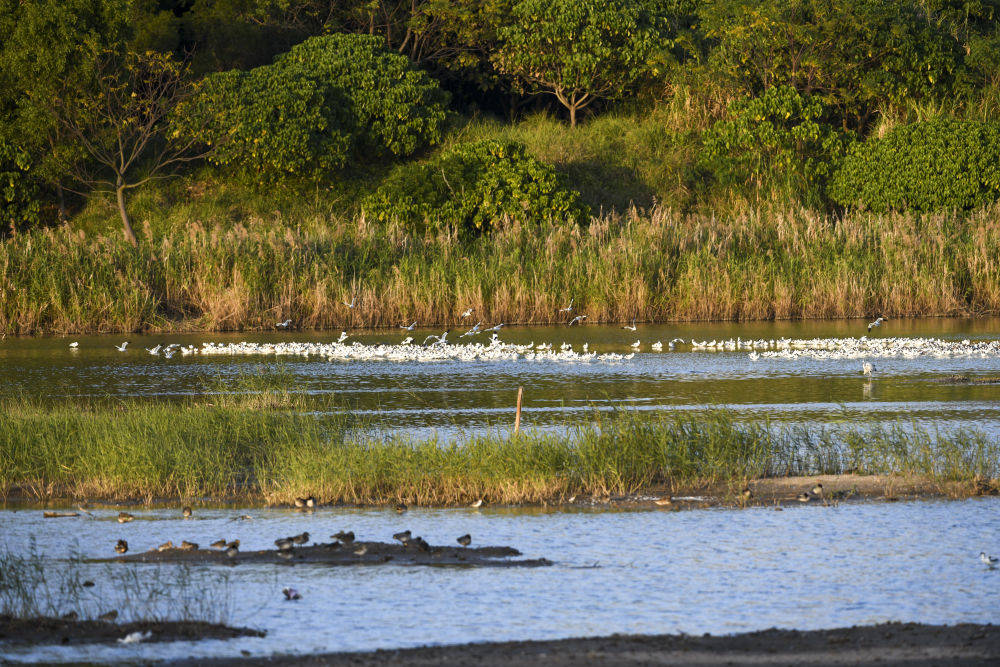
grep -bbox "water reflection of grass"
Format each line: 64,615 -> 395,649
1,389 -> 997,505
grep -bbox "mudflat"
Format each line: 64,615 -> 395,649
0,615 -> 264,646
180,623 -> 1000,666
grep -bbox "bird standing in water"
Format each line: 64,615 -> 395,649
115,539 -> 128,554
457,534 -> 472,547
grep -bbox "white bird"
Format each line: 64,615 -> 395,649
651,341 -> 663,351
337,331 -> 349,343
867,317 -> 884,331
276,319 -> 291,328
862,361 -> 875,376
146,344 -> 161,355
460,322 -> 482,337
401,336 -> 413,345
115,342 -> 129,352
117,630 -> 152,644
470,498 -> 483,508
343,296 -> 356,309
423,331 -> 448,345
400,321 -> 417,331
981,552 -> 998,567
461,308 -> 473,318
163,349 -> 176,359
747,351 -> 759,360
622,319 -> 637,331
558,299 -> 573,313
568,315 -> 587,326
69,342 -> 79,348
630,340 -> 641,349
484,323 -> 504,333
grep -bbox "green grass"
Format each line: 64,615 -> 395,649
1,392 -> 996,505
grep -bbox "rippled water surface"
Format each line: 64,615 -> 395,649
1,499 -> 999,663
3,318 -> 1000,439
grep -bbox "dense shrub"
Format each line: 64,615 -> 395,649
701,86 -> 850,199
829,118 -> 1000,212
175,34 -> 450,178
365,140 -> 589,234
0,140 -> 41,232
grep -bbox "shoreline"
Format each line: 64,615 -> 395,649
6,474 -> 997,510
174,623 -> 1000,666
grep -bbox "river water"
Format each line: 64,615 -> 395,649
2,318 -> 1000,662
1,499 -> 998,662
2,318 -> 1000,440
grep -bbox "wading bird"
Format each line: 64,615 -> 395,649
797,492 -> 811,502
211,539 -> 227,549
654,497 -> 672,506
470,498 -> 483,508
631,340 -> 641,349
393,530 -> 411,544
98,610 -> 118,622
334,530 -> 355,544
226,544 -> 239,558
867,317 -> 884,331
115,539 -> 128,554
182,506 -> 192,518
290,532 -> 310,545
862,361 -> 875,376
275,537 -> 293,551
117,512 -> 134,524
457,534 -> 472,547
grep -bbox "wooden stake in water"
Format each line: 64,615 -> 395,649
514,386 -> 523,435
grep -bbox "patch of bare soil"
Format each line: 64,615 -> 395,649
176,622 -> 1000,666
0,615 -> 264,647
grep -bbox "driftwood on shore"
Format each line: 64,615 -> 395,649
101,540 -> 552,568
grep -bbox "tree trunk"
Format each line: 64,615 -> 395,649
56,183 -> 66,221
116,180 -> 138,247
569,104 -> 577,127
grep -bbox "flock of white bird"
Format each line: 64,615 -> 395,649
64,310 -> 1000,372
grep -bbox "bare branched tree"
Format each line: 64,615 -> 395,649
56,49 -> 209,246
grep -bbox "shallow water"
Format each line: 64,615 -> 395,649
3,318 -> 1000,439
1,498 -> 999,662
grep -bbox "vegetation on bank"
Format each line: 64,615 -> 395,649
2,1 -> 1000,331
3,203 -> 1000,335
1,391 -> 996,505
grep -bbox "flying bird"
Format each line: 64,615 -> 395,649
867,317 -> 884,331
559,299 -> 574,313
568,315 -> 587,326
343,296 -> 356,309
114,342 -> 129,352
400,321 -> 417,331
461,308 -> 473,318
276,319 -> 292,328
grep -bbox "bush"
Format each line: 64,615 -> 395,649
701,86 -> 850,200
365,140 -> 589,234
0,140 -> 41,233
175,34 -> 450,178
829,118 -> 1000,212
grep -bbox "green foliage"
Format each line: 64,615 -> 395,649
701,86 -> 850,200
701,0 -> 970,128
829,118 -> 1000,212
495,0 -> 671,125
276,33 -> 451,158
0,140 -> 41,232
365,139 -> 589,234
176,33 -> 450,178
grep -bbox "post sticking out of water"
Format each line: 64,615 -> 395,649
514,386 -> 523,435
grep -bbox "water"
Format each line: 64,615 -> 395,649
2,318 -> 1000,439
1,499 -> 998,662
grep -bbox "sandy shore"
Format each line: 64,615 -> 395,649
0,615 -> 264,646
178,623 -> 1000,666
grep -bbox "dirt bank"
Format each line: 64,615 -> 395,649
178,623 -> 1000,666
100,540 -> 552,568
0,615 -> 264,646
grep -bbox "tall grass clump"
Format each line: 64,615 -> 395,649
3,201 -> 1000,335
1,396 -> 996,505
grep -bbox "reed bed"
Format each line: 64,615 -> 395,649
1,394 -> 995,505
3,203 -> 1000,335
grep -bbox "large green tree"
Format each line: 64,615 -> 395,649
700,0 -> 971,129
494,0 -> 670,126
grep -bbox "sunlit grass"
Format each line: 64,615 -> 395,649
1,392 -> 995,505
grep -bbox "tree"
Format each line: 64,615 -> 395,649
494,0 -> 669,126
176,34 -> 450,178
700,0 -> 970,129
56,49 -> 206,246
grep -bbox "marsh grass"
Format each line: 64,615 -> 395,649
1,392 -> 995,505
4,202 -> 1000,335
0,543 -> 233,624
